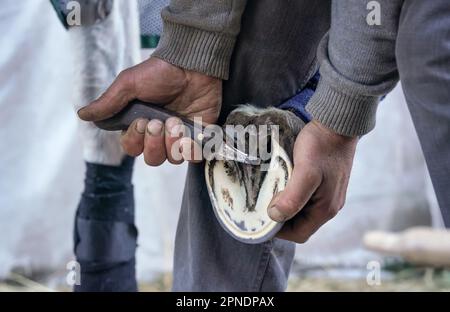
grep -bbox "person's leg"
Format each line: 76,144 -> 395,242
70,0 -> 141,291
172,0 -> 331,291
74,157 -> 138,292
396,0 -> 450,226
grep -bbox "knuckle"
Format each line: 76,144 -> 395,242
117,69 -> 134,88
118,68 -> 131,79
305,168 -> 321,181
120,136 -> 141,157
328,196 -> 346,218
323,203 -> 340,219
327,208 -> 339,219
294,234 -> 310,244
276,197 -> 299,216
143,143 -> 157,156
123,147 -> 142,157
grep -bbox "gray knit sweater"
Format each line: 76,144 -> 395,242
153,0 -> 404,137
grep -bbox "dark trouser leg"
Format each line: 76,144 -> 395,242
74,156 -> 138,292
396,0 -> 450,226
173,164 -> 295,291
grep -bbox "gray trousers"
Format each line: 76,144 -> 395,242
172,0 -> 330,292
396,0 -> 450,226
172,0 -> 450,291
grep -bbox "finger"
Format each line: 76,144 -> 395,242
179,137 -> 203,163
78,68 -> 136,121
165,117 -> 185,165
276,201 -> 333,243
268,165 -> 322,222
120,118 -> 147,157
143,119 -> 166,166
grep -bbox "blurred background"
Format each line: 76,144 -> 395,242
0,0 -> 449,291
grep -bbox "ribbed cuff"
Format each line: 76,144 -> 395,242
152,21 -> 236,80
306,78 -> 379,137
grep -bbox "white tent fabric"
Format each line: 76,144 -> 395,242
0,0 -> 438,284
0,0 -> 81,278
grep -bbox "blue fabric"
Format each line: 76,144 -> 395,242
278,72 -> 320,123
74,259 -> 137,292
278,72 -> 386,122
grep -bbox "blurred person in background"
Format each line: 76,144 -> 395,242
51,0 -> 167,291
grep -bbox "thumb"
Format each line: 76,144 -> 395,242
78,68 -> 136,122
268,165 -> 322,222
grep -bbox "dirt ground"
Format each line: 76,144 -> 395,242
138,267 -> 450,292
3,266 -> 449,292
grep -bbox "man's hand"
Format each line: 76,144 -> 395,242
268,120 -> 358,243
78,57 -> 222,165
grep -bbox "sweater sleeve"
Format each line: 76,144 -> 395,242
152,0 -> 247,80
306,0 -> 404,137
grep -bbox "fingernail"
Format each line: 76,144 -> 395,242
147,120 -> 163,136
166,118 -> 183,137
136,119 -> 147,134
77,107 -> 88,120
268,206 -> 286,222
